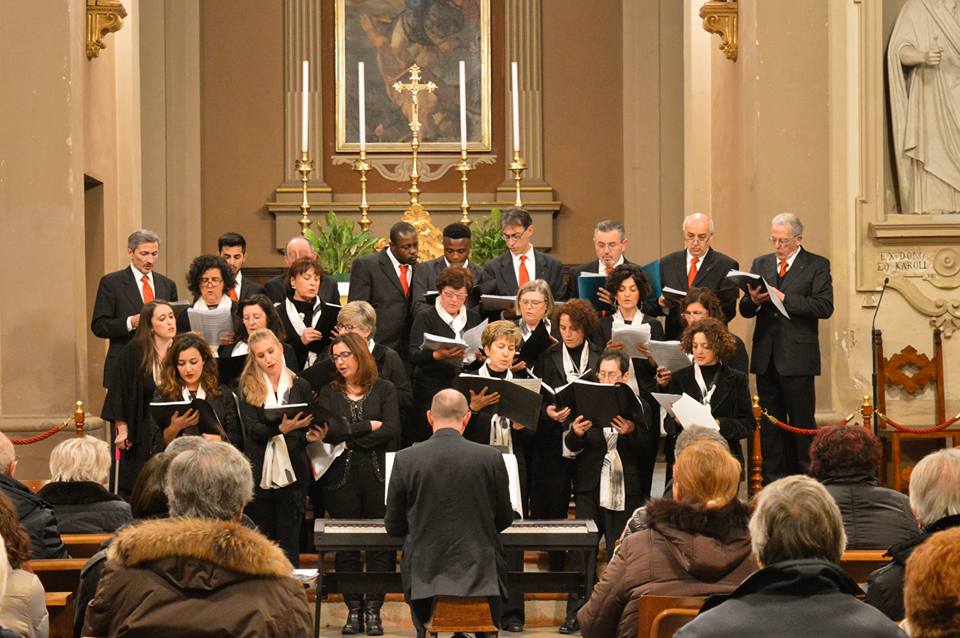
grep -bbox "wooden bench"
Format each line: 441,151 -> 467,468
637,595 -> 705,638
28,558 -> 88,594
62,533 -> 112,558
839,549 -> 892,584
45,591 -> 74,638
424,596 -> 497,637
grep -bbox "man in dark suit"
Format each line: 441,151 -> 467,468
91,229 -> 178,387
218,231 -> 263,301
739,213 -> 833,482
410,222 -> 481,317
646,213 -> 740,339
348,221 -> 419,355
263,235 -> 340,305
477,207 -> 565,303
386,389 -> 513,638
565,219 -> 632,303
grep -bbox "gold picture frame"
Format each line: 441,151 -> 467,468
335,0 -> 491,153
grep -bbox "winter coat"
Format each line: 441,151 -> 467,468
578,498 -> 758,638
35,481 -> 132,534
0,475 -> 68,559
820,471 -> 919,550
82,517 -> 312,637
0,569 -> 47,638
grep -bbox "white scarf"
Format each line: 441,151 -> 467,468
561,343 -> 590,383
478,362 -> 514,453
600,427 -> 625,511
231,341 -> 249,357
367,338 -> 376,353
434,298 -> 468,339
694,363 -> 720,405
610,310 -> 642,395
180,385 -> 206,402
193,295 -> 232,312
284,297 -> 323,367
520,318 -> 550,341
259,367 -> 296,490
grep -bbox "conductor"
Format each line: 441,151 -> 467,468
385,389 -> 514,638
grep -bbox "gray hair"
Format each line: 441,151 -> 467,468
770,212 -> 803,237
749,475 -> 846,565
910,448 -> 960,527
682,212 -> 715,234
0,434 -> 14,475
127,229 -> 161,251
338,301 -> 377,336
430,389 -> 469,423
676,425 -> 730,457
49,436 -> 111,485
165,435 -> 209,456
594,220 -> 626,240
165,442 -> 254,521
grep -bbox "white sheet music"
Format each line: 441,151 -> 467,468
420,332 -> 469,351
461,319 -> 489,356
187,306 -> 234,346
651,392 -> 683,419
763,279 -> 791,319
672,393 -> 720,430
647,340 -> 693,372
611,322 -> 652,358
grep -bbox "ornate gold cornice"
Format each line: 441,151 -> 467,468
86,0 -> 127,60
700,1 -> 738,62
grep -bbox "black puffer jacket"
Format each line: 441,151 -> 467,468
36,481 -> 132,534
865,514 -> 960,622
820,470 -> 919,549
0,474 -> 69,559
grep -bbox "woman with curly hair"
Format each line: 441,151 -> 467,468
149,333 -> 243,449
810,425 -> 918,549
176,255 -> 237,343
663,318 -> 754,482
0,493 -> 47,638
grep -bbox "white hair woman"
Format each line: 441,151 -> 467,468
36,436 -> 132,534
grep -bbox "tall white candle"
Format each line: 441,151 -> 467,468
301,60 -> 309,153
459,60 -> 467,151
358,62 -> 366,152
511,61 -> 520,153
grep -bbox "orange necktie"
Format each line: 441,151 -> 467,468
605,265 -> 613,276
399,264 -> 410,296
778,259 -> 788,278
687,256 -> 699,287
141,275 -> 154,303
227,288 -> 238,301
518,255 -> 530,286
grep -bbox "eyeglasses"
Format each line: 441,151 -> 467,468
441,290 -> 468,301
331,352 -> 354,362
200,277 -> 223,286
336,323 -> 357,332
597,371 -> 622,382
768,236 -> 799,246
501,231 -> 526,242
519,299 -> 545,308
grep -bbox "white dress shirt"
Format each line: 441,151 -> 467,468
387,248 -> 413,288
686,247 -> 711,281
126,265 -> 156,331
597,255 -> 625,275
512,245 -> 536,285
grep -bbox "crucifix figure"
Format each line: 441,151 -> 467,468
393,64 -> 437,205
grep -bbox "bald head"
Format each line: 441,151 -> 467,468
427,389 -> 471,432
0,433 -> 15,477
682,212 -> 715,258
284,236 -> 314,267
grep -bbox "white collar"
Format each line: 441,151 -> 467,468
367,338 -> 376,353
444,257 -> 470,269
779,246 -> 802,269
262,368 -> 293,408
686,248 -> 710,270
181,385 -> 206,402
612,307 -> 644,324
434,297 -> 468,338
478,361 -> 513,379
598,256 -> 624,274
512,245 -> 535,266
232,341 -> 250,356
233,271 -> 243,291
193,295 -> 232,311
130,264 -> 153,283
520,317 -> 549,339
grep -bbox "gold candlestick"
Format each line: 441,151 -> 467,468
509,149 -> 527,208
456,149 -> 473,225
296,150 -> 313,236
353,150 -> 371,231
392,65 -> 437,206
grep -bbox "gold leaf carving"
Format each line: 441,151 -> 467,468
87,0 -> 126,60
700,1 -> 738,62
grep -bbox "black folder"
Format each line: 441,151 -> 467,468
568,380 -> 647,428
149,399 -> 228,439
454,374 -> 542,431
516,321 -> 555,367
300,358 -> 337,394
217,355 -> 247,386
262,402 -> 353,441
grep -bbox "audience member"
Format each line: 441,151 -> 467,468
578,439 -> 756,638
0,535 -> 30,638
0,433 -> 67,559
83,442 -> 312,637
36,436 -> 131,534
675,475 -> 904,638
867,448 -> 960,621
810,424 -> 918,549
902,526 -> 960,638
0,493 -> 47,638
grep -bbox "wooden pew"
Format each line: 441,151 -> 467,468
29,558 -> 87,594
637,595 -> 705,638
45,591 -> 74,638
62,533 -> 112,558
839,549 -> 892,585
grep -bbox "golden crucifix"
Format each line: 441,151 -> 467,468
393,64 -> 437,205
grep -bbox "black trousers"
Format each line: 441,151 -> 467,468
246,484 -> 305,567
756,360 -> 816,483
324,452 -> 395,608
409,595 -> 501,638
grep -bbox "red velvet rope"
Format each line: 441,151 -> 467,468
762,411 -> 855,436
10,418 -> 71,445
876,412 -> 960,435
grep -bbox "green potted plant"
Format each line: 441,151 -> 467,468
303,211 -> 379,280
469,207 -> 508,268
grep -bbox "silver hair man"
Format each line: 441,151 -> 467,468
165,435 -> 209,457
165,441 -> 254,521
749,475 -> 847,565
909,448 -> 960,527
770,212 -> 804,238
126,229 -> 161,251
682,212 -> 715,234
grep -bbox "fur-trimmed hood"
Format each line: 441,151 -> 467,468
644,497 -> 752,543
108,517 -> 292,591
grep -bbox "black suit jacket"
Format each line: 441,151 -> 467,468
385,428 -> 513,601
348,250 -> 414,354
535,343 -> 601,445
236,274 -> 264,301
91,268 -> 178,387
596,314 -> 665,394
478,250 -> 565,301
410,257 -> 481,317
264,273 -> 340,306
409,306 -> 483,390
565,258 -> 635,301
646,248 -> 740,339
738,248 -> 833,376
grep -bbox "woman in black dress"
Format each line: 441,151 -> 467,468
407,266 -> 482,446
150,332 -> 243,450
317,332 -> 400,635
176,255 -> 237,346
102,300 -> 177,497
219,294 -> 297,383
237,328 -> 321,566
278,256 -> 339,371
